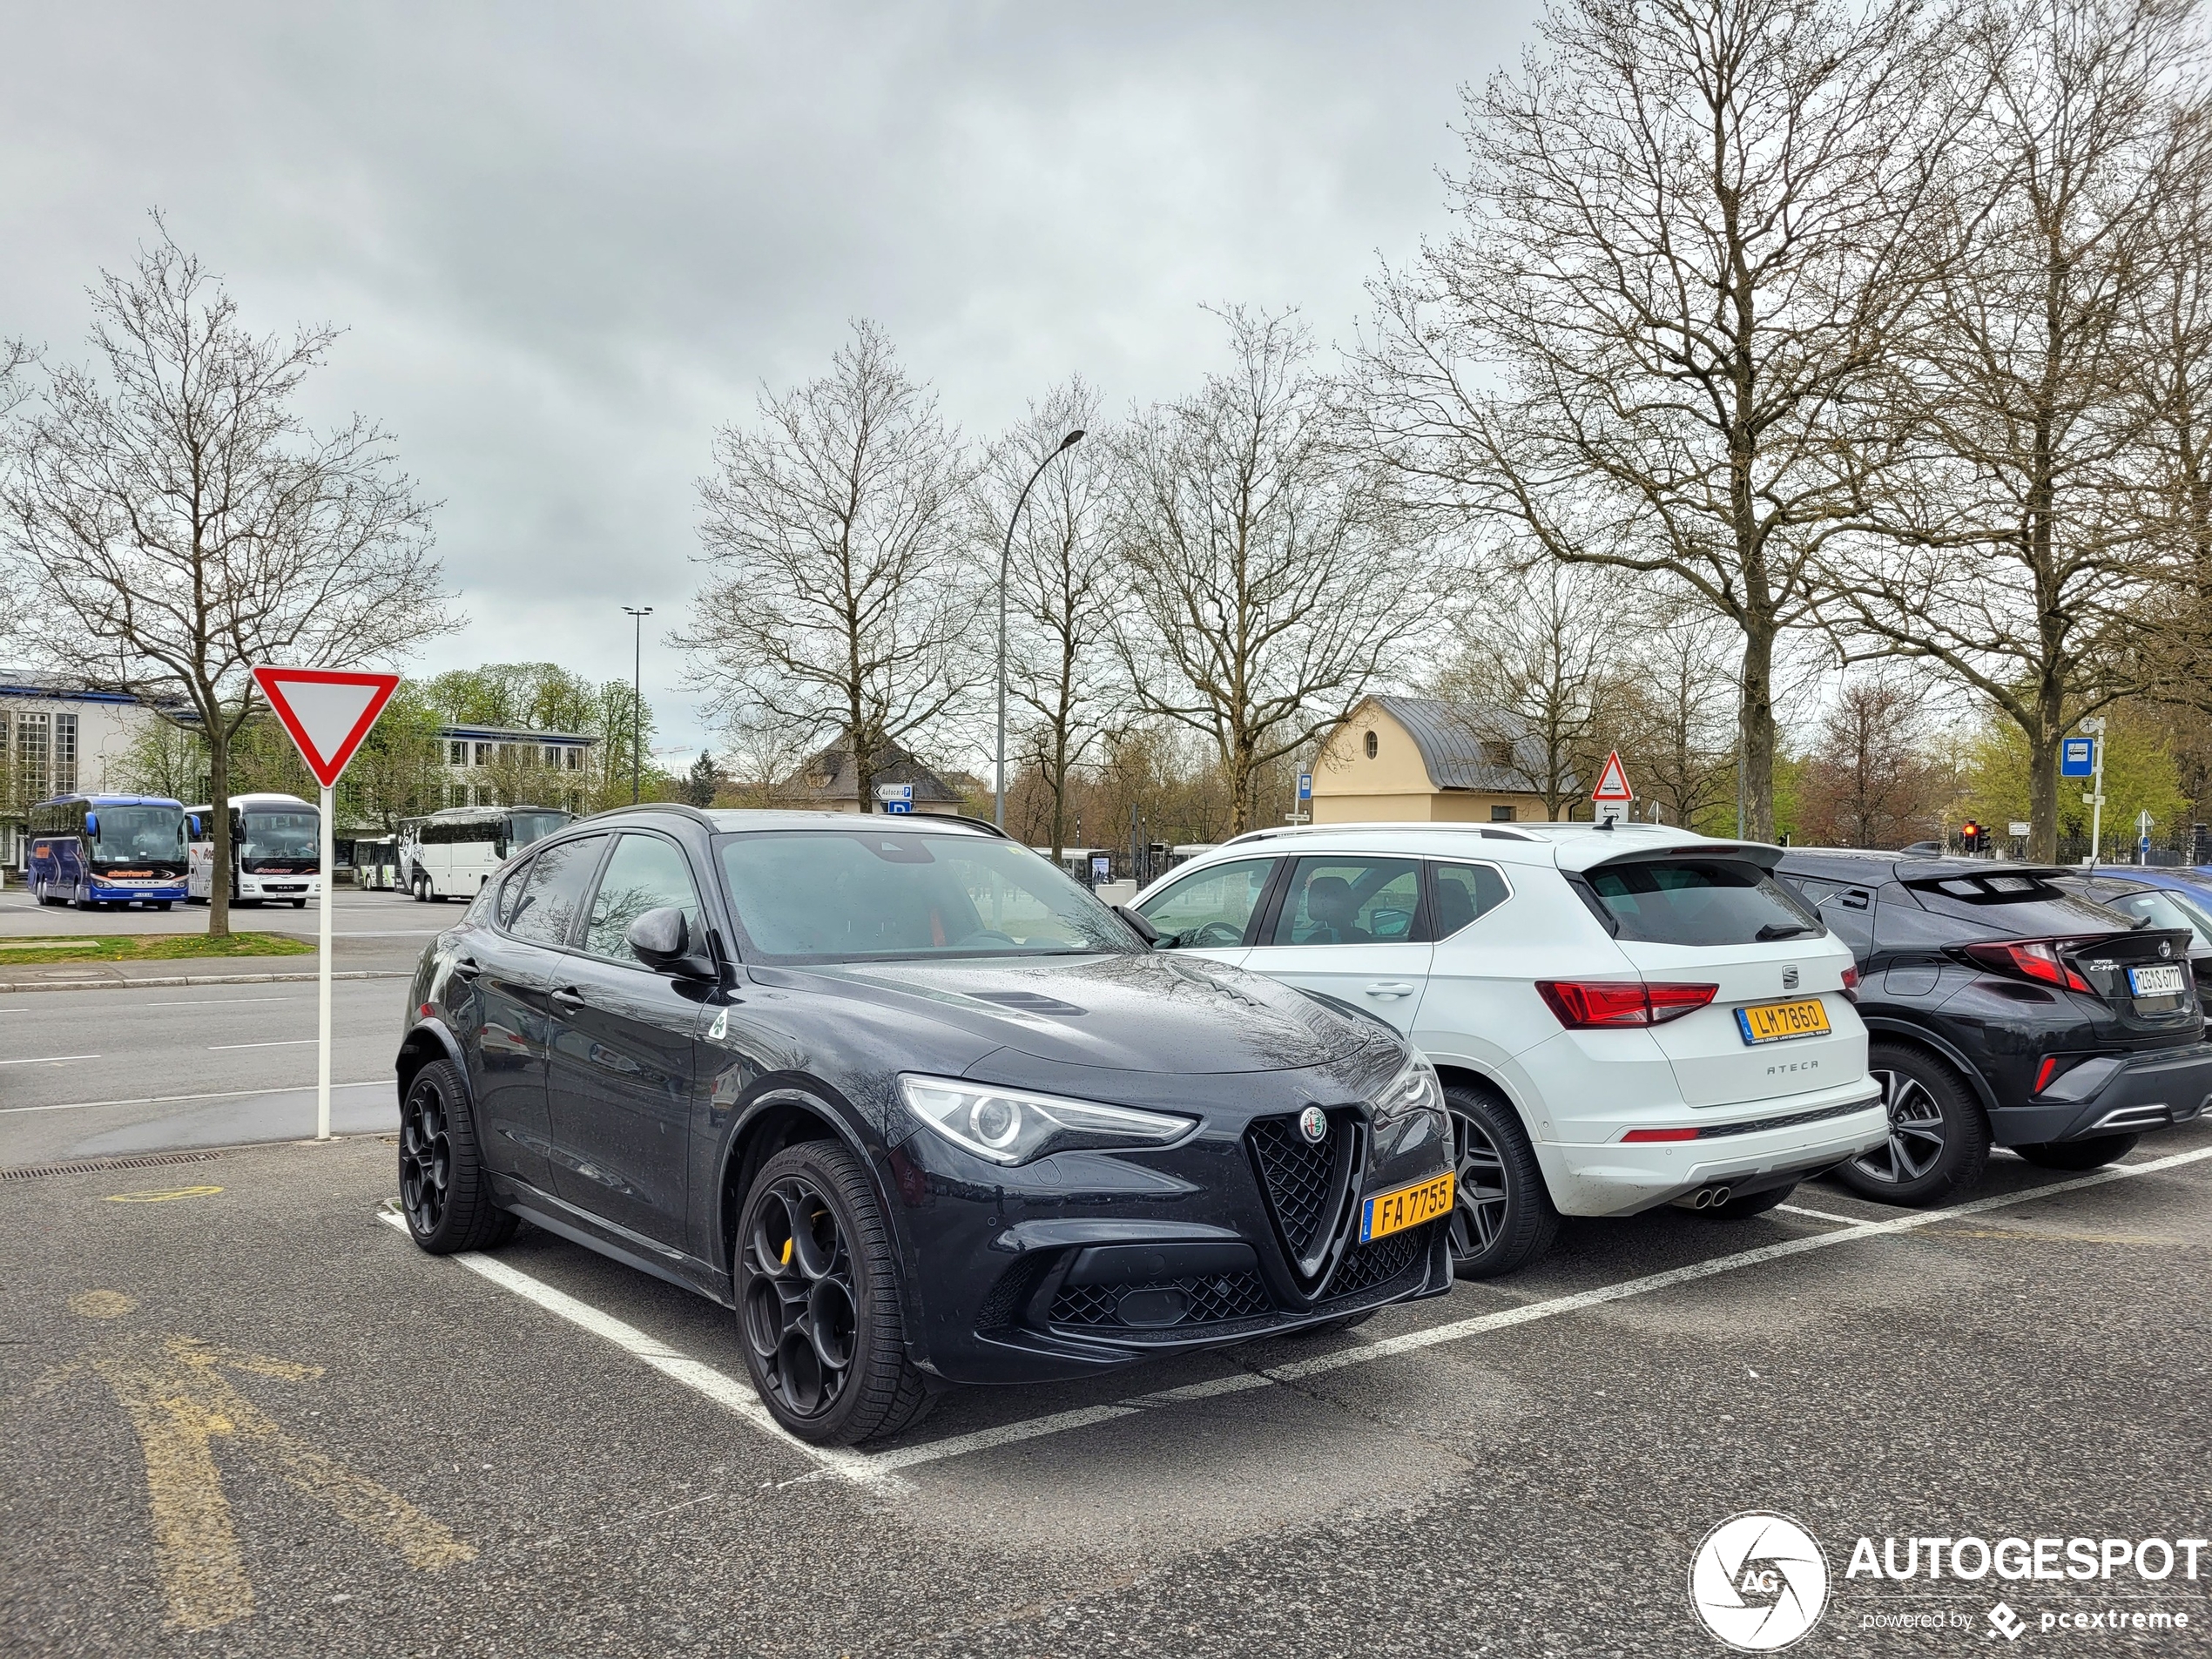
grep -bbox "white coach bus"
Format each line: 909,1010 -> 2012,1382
398,805 -> 574,902
185,792 -> 321,907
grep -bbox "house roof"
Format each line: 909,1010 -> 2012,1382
1358,695 -> 1576,795
0,670 -> 139,706
779,744 -> 964,806
438,725 -> 596,745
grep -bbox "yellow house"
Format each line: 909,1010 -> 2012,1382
1311,695 -> 1564,825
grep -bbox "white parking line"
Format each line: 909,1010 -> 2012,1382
373,1208 -> 899,1490
378,1142 -> 2212,1480
0,1053 -> 100,1067
0,1080 -> 388,1116
1775,1203 -> 1865,1224
206,1039 -> 319,1050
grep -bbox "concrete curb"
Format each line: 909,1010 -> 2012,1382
0,968 -> 411,995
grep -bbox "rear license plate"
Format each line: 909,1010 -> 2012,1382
2128,963 -> 2187,997
1736,998 -> 1831,1045
1359,1172 -> 1453,1244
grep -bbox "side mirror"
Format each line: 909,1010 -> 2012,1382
1115,904 -> 1160,948
84,813 -> 98,837
187,814 -> 202,838
626,906 -> 713,978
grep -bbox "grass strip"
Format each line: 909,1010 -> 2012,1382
0,931 -> 317,966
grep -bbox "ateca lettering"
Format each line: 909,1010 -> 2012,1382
1845,1535 -> 2209,1583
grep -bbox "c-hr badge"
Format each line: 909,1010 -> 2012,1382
1298,1105 -> 1328,1143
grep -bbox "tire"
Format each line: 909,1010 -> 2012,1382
2013,1133 -> 2139,1171
292,899 -> 308,909
735,1139 -> 933,1446
153,901 -> 172,912
1832,1042 -> 1991,1206
398,1058 -> 518,1254
1445,1082 -> 1560,1279
1696,1182 -> 1797,1220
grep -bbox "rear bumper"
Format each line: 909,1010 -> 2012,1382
1532,1084 -> 1887,1217
1991,1042 -> 2212,1146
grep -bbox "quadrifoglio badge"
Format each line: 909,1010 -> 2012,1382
1689,1514 -> 2207,1648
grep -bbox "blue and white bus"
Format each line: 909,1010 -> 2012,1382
27,794 -> 191,910
185,792 -> 321,907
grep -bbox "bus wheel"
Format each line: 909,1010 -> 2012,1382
152,901 -> 172,912
292,899 -> 307,908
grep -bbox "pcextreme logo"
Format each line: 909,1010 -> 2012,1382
1689,1512 -> 1831,1651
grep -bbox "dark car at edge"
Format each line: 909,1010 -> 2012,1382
1776,851 -> 2212,1203
393,806 -> 1455,1444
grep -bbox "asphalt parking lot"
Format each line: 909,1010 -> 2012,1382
5,1115 -> 2209,1656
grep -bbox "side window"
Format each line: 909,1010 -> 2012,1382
583,833 -> 705,963
505,834 -> 606,947
494,856 -> 536,928
1133,857 -> 1277,948
1785,875 -> 1874,955
1431,861 -> 1509,937
1269,856 -> 1424,947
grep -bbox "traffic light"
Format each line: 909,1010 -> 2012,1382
1960,820 -> 1983,854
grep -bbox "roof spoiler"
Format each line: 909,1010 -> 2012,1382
1554,838 -> 1785,874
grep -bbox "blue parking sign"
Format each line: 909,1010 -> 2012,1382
2060,738 -> 2094,778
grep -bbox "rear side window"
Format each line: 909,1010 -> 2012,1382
1581,860 -> 1818,947
1431,862 -> 1509,937
505,834 -> 607,947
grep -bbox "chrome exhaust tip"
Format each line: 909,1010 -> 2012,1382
1690,1187 -> 1713,1209
1711,1185 -> 1730,1207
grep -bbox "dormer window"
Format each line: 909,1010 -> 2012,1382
1484,740 -> 1514,768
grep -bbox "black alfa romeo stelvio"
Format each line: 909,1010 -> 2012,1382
393,806 -> 1456,1444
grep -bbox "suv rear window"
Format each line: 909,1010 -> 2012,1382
1903,877 -> 2129,939
1579,860 -> 1819,947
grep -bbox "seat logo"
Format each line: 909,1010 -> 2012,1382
1782,965 -> 1799,990
1688,1511 -> 1830,1650
1298,1105 -> 1328,1144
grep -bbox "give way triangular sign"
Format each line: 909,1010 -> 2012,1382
1591,749 -> 1634,803
253,666 -> 401,788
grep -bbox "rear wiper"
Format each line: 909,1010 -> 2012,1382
1757,922 -> 1817,941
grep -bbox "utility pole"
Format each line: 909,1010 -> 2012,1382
623,606 -> 652,805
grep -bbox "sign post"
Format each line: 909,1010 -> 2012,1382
2074,719 -> 2107,868
252,667 -> 401,1141
1590,750 -> 1634,828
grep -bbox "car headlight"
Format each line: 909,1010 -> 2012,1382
899,1076 -> 1197,1166
1372,1053 -> 1446,1123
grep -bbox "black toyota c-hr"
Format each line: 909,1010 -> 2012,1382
395,806 -> 1455,1444
1776,851 -> 2212,1204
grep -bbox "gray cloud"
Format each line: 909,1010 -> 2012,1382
0,1 -> 1536,756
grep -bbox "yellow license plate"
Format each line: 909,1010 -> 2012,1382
1359,1171 -> 1454,1243
1737,997 -> 1831,1044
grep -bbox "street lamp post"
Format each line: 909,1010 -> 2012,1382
623,605 -> 653,805
996,428 -> 1085,830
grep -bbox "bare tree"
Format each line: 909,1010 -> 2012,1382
1829,0 -> 2206,860
680,320 -> 977,811
1431,557 -> 1629,819
1616,607 -> 1741,829
1361,0 -> 1956,840
1796,669 -> 1946,846
1116,307 -> 1433,833
983,379 -> 1122,859
3,226 -> 450,934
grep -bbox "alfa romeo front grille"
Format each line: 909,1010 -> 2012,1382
1048,1271 -> 1272,1329
1327,1220 -> 1434,1298
1249,1116 -> 1336,1258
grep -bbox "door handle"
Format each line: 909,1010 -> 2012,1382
550,986 -> 586,1009
1365,982 -> 1417,998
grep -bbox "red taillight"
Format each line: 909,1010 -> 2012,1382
1622,1127 -> 1700,1143
1964,940 -> 2093,995
1536,981 -> 1718,1028
1840,965 -> 1860,1003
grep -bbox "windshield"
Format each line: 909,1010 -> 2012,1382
1580,859 -> 1821,947
90,806 -> 185,866
241,810 -> 318,863
716,829 -> 1139,963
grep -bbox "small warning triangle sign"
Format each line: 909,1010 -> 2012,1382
252,666 -> 401,788
1591,750 -> 1634,802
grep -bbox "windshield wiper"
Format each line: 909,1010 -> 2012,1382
1757,922 -> 1817,941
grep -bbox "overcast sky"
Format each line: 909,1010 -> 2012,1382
1,3 -> 1539,761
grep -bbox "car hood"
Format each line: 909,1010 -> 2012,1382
774,951 -> 1380,1075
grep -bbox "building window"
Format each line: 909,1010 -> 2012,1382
475,742 -> 494,766
1491,805 -> 1515,823
1483,739 -> 1514,768
52,713 -> 78,793
14,711 -> 50,801
1364,730 -> 1378,760
566,747 -> 582,771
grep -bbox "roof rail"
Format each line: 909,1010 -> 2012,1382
603,800 -> 721,831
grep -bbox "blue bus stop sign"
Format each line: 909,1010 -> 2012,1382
1298,772 -> 1312,802
2061,738 -> 2095,778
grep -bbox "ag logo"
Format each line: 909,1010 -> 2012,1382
1298,1104 -> 1328,1143
1688,1512 -> 1830,1650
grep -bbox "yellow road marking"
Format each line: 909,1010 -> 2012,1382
105,1185 -> 224,1204
67,1295 -> 477,1631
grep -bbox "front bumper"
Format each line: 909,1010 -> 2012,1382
1532,1083 -> 1887,1217
883,1097 -> 1454,1386
1991,1041 -> 2212,1146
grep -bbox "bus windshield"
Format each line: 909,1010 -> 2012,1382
509,811 -> 570,848
90,806 -> 186,867
241,810 -> 319,866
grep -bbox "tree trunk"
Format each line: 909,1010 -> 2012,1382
2027,725 -> 2060,864
1738,625 -> 1777,843
207,725 -> 233,939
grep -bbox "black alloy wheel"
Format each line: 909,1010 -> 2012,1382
1832,1042 -> 1990,1207
2013,1133 -> 2140,1171
736,1141 -> 931,1446
398,1058 -> 516,1254
1444,1082 -> 1559,1279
